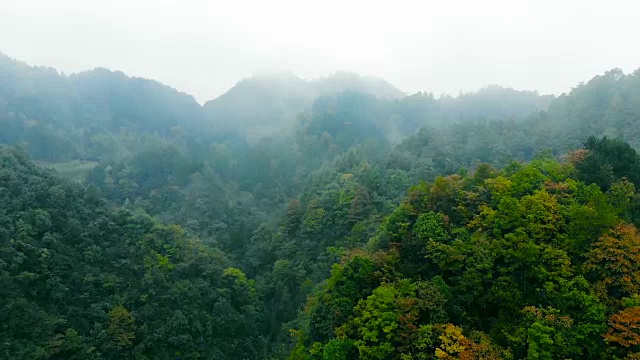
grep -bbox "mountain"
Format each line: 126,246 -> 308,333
1,52 -> 557,161
0,53 -> 207,161
202,72 -> 314,141
311,71 -> 405,99
438,84 -> 554,121
70,68 -> 207,135
4,51 -> 640,359
203,71 -> 405,141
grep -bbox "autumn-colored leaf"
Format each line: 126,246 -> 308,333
606,307 -> 640,347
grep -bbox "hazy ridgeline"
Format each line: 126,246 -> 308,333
2,53 -> 640,359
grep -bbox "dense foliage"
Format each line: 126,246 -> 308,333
0,147 -> 267,359
3,52 -> 640,359
290,156 -> 640,359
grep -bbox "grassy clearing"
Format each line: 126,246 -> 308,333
36,160 -> 99,182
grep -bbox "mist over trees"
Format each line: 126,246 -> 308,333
2,52 -> 640,359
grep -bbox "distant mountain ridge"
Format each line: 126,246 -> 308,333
0,51 -> 557,158
311,71 -> 406,99
0,52 -> 409,144
203,71 -> 405,141
0,53 -> 207,160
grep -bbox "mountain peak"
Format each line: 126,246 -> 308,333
312,71 -> 405,99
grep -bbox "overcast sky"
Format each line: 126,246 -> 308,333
1,0 -> 639,103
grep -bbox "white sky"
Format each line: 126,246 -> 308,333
1,0 -> 639,103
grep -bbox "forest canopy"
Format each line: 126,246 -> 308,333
2,53 -> 640,359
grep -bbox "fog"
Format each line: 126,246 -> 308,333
1,0 -> 639,103
5,1 -> 640,358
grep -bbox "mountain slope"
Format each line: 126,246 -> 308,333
0,146 -> 267,359
0,53 -> 207,161
203,71 -> 405,141
312,71 -> 405,99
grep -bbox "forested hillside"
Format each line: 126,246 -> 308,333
0,147 -> 267,359
203,71 -> 405,141
2,53 -> 640,359
290,149 -> 640,359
